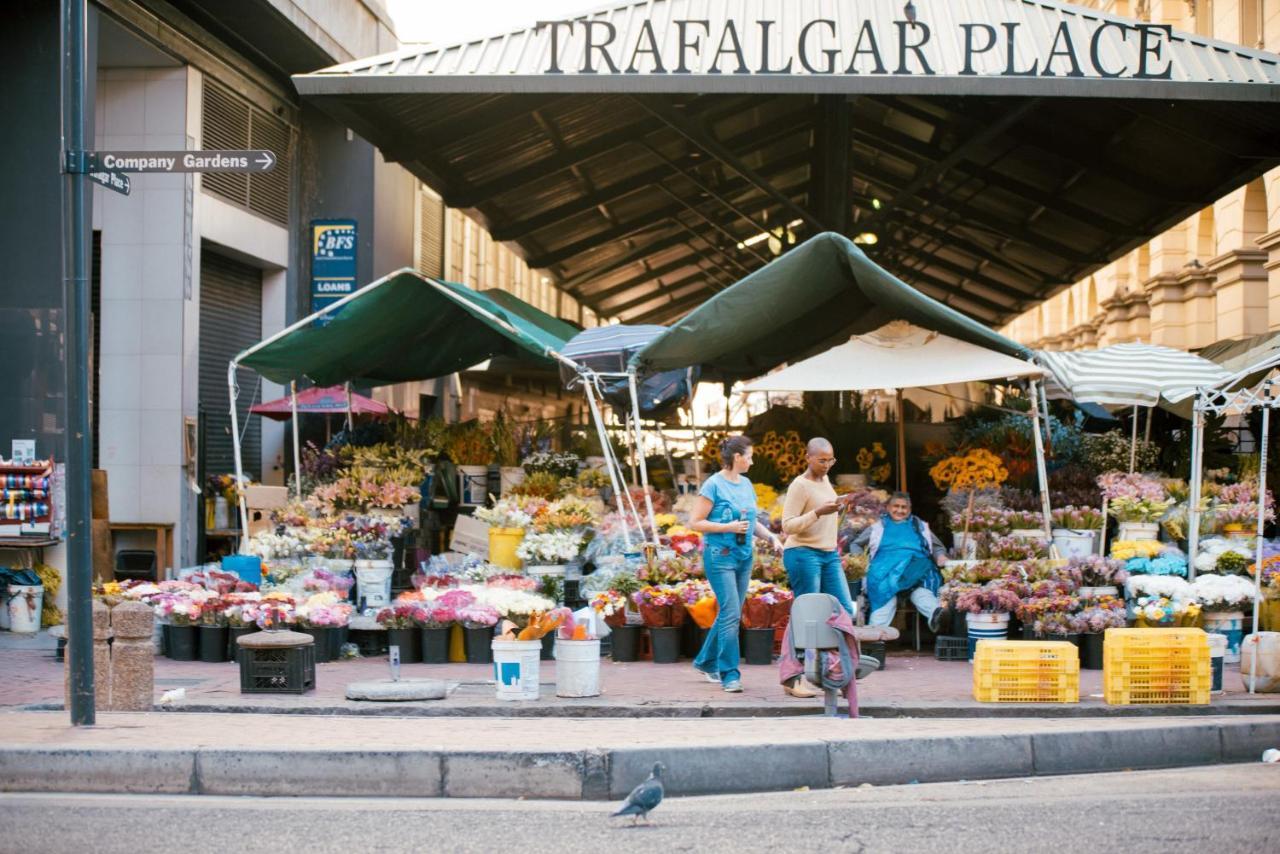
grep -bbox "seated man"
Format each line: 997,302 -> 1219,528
849,491 -> 947,631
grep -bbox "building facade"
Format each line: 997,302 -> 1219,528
1002,2 -> 1280,352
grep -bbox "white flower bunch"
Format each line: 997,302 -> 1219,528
1193,537 -> 1252,574
474,498 -> 533,530
516,530 -> 584,564
1126,575 -> 1192,600
474,586 -> 556,617
1190,573 -> 1257,610
246,530 -> 306,560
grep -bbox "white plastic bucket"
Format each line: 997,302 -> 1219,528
492,639 -> 542,701
1206,632 -> 1226,693
458,465 -> 489,505
1052,529 -> 1096,559
966,611 -> 1010,661
1204,610 -> 1245,664
555,638 -> 601,698
0,592 -> 10,629
1117,522 -> 1159,542
952,533 -> 978,559
1240,632 -> 1280,693
1010,528 -> 1048,541
1077,585 -> 1119,600
6,585 -> 43,633
354,560 -> 394,609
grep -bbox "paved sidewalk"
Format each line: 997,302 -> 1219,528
2,710 -> 1277,799
4,645 -> 1278,718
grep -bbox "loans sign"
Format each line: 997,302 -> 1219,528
537,14 -> 1176,80
310,219 -> 358,325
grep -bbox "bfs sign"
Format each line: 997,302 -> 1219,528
311,220 -> 358,324
537,14 -> 1176,80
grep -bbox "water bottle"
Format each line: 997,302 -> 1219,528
735,509 -> 748,546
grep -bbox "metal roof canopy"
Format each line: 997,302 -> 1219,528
294,0 -> 1280,328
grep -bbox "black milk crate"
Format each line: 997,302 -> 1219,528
935,635 -> 969,661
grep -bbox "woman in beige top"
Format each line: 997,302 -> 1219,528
781,438 -> 857,618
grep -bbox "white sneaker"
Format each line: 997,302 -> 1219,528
693,666 -> 720,683
722,680 -> 744,693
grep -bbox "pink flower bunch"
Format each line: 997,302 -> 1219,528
631,585 -> 682,608
1077,598 -> 1127,633
677,579 -> 712,605
485,574 -> 538,591
1068,555 -> 1129,587
376,603 -> 425,629
1097,472 -> 1167,502
421,605 -> 458,628
435,589 -> 476,609
303,568 -> 354,596
458,604 -> 500,628
950,581 -> 1022,614
412,570 -> 459,590
304,603 -> 353,627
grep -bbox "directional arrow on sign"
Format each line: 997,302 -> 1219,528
255,151 -> 275,171
83,150 -> 278,174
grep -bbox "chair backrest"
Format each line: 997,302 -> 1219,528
791,593 -> 842,651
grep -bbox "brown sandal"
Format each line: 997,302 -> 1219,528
783,678 -> 817,698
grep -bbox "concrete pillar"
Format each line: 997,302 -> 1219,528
1209,248 -> 1269,340
67,599 -> 112,712
1178,265 -> 1218,349
1260,229 -> 1280,331
108,601 -> 154,711
1144,272 -> 1186,348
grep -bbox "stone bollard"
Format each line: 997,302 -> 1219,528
66,599 -> 112,712
108,601 -> 155,711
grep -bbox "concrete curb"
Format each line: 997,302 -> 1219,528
2,719 -> 1277,800
16,700 -> 1280,719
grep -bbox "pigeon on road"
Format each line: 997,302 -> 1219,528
611,762 -> 665,825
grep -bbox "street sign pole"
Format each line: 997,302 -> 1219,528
61,0 -> 95,726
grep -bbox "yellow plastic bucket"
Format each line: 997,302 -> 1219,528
488,527 -> 525,569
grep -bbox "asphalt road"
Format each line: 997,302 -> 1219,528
1,764 -> 1277,853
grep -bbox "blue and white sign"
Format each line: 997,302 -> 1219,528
311,219 -> 357,324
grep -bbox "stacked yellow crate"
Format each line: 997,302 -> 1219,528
1103,628 -> 1211,705
973,640 -> 1079,703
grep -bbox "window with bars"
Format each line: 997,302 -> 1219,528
201,79 -> 294,226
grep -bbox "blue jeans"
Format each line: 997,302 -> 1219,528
694,548 -> 752,684
783,547 -> 856,617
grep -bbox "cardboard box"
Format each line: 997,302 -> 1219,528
91,519 -> 113,582
244,485 -> 289,510
91,469 -> 110,520
448,513 -> 490,558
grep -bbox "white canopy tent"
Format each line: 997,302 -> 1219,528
742,321 -> 1052,538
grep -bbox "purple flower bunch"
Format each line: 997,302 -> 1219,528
1068,555 -> 1129,587
1097,472 -> 1167,502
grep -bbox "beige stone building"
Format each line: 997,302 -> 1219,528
1002,0 -> 1280,352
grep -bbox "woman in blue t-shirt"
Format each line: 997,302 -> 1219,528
687,435 -> 781,692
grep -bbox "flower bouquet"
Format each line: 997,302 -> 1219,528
841,552 -> 869,584
980,534 -> 1048,562
458,603 -> 500,629
1068,555 -> 1129,588
1132,595 -> 1201,627
1215,480 -> 1275,533
1109,539 -> 1165,561
637,554 -> 697,585
945,579 -> 1023,614
1077,597 -> 1128,633
1190,573 -> 1256,612
475,496 -> 534,529
943,559 -> 1011,585
751,551 -> 788,585
631,585 -> 686,628
521,451 -> 581,480
680,580 -> 718,629
1004,509 -> 1045,532
742,581 -> 793,629
477,587 -> 557,627
663,526 -> 702,556
931,449 -> 1009,545
376,603 -> 423,630
1051,506 -> 1104,531
516,530 -> 585,565
590,589 -> 629,628
1097,472 -> 1173,523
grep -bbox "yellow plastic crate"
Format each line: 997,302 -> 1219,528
973,640 -> 1080,703
1103,628 -> 1211,705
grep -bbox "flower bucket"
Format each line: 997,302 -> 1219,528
301,627 -> 335,663
499,466 -> 525,495
952,533 -> 978,559
610,624 -> 641,662
1052,529 -> 1096,559
526,564 -> 567,578
554,638 -> 601,697
458,465 -> 489,506
387,627 -> 421,664
213,495 -> 230,530
354,560 -> 394,609
1011,528 -> 1048,541
1080,632 -> 1105,670
1117,522 -> 1159,541
464,626 -> 494,664
1203,610 -> 1245,663
167,624 -> 198,660
227,626 -> 254,661
648,626 -> 681,663
1077,585 -> 1120,600
966,611 -> 1010,660
4,585 -> 42,633
199,626 -> 229,663
487,528 -> 525,570
1206,632 -> 1226,692
421,627 -> 450,664
1240,632 -> 1280,693
492,638 -> 541,700
741,627 -> 775,665
1225,529 -> 1254,544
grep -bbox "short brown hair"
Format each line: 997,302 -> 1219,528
720,435 -> 753,469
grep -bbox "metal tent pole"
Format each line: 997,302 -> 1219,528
344,381 -> 354,432
895,389 -> 907,492
582,374 -> 632,549
687,370 -> 703,486
1129,404 -> 1139,473
290,381 -> 302,500
627,370 -> 659,536
1186,400 -> 1206,581
1028,379 -> 1054,541
1248,382 -> 1272,695
61,0 -> 94,726
227,362 -> 251,547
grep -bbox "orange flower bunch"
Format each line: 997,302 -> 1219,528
929,448 -> 1008,491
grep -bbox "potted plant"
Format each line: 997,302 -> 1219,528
1191,573 -> 1257,662
1077,597 -> 1128,670
632,585 -> 686,663
1069,555 -> 1129,598
1098,472 -> 1174,542
459,603 -> 500,664
376,603 -> 424,664
475,497 -> 534,570
741,582 -> 792,665
1051,506 -> 1104,558
198,598 -> 230,663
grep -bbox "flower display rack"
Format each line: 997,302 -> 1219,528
972,640 -> 1080,703
1102,628 -> 1211,705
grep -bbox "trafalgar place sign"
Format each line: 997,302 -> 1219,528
536,14 -> 1176,80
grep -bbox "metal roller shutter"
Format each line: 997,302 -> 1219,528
199,250 -> 262,480
416,186 -> 445,278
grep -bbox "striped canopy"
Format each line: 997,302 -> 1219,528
1037,343 -> 1233,407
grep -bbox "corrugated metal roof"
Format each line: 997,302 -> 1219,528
298,0 -> 1280,98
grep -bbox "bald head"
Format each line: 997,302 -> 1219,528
807,437 -> 833,455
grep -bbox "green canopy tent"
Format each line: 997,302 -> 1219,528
627,232 -> 1052,539
225,269 -> 582,535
